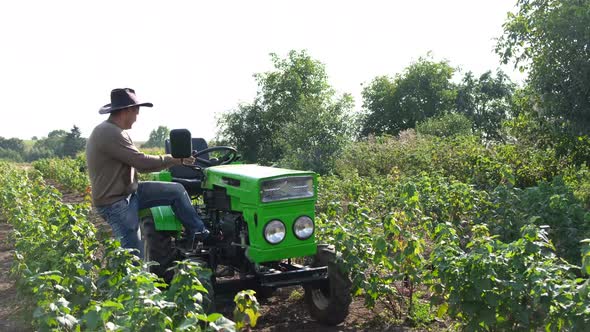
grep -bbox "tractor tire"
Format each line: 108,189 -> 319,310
304,244 -> 352,325
140,216 -> 179,284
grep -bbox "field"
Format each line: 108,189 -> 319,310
1,130 -> 590,331
1,1 -> 588,329
0,163 -> 414,331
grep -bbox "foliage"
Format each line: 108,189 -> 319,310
0,137 -> 26,162
277,93 -> 356,173
0,147 -> 24,162
26,127 -> 87,161
481,177 -> 590,265
497,0 -> 590,135
455,70 -> 515,141
0,136 -> 25,154
233,290 -> 260,330
360,56 -> 456,137
31,129 -> 68,159
0,162 -> 258,331
335,134 -> 563,189
142,126 -> 170,149
316,177 -> 429,318
563,163 -> 590,208
318,147 -> 590,328
27,145 -> 56,161
62,126 -> 86,158
33,155 -> 90,193
432,223 -> 589,331
140,146 -> 166,155
415,113 -> 473,138
502,87 -> 552,147
217,49 -> 356,174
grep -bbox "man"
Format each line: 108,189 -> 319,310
86,88 -> 209,258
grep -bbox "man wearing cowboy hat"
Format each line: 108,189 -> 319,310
86,88 -> 210,258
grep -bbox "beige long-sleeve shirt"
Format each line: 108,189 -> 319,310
86,120 -> 175,207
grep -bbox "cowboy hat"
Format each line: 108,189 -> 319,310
99,88 -> 153,114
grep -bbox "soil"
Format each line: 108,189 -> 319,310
0,221 -> 33,332
238,288 -> 406,332
0,175 -> 426,332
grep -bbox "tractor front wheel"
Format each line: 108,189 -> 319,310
140,216 -> 179,283
304,244 -> 352,325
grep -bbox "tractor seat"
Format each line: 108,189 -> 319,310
164,138 -> 210,196
170,177 -> 202,195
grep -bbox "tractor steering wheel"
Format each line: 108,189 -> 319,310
191,146 -> 239,167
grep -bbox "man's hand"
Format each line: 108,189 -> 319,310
172,156 -> 196,165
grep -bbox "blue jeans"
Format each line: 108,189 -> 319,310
96,181 -> 206,258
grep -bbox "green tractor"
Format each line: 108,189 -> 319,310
138,129 -> 351,325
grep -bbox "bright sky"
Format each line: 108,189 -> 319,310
0,0 -> 522,142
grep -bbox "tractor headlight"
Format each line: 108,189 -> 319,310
293,216 -> 314,240
264,220 -> 286,244
261,176 -> 314,202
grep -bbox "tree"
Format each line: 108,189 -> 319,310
217,103 -> 267,163
28,129 -> 68,160
455,70 -> 515,141
416,113 -> 473,138
143,126 -> 170,149
0,137 -> 25,154
218,50 -> 356,173
496,0 -> 590,135
0,148 -> 23,162
0,137 -> 25,161
360,56 -> 457,136
62,126 -> 86,157
278,94 -> 356,174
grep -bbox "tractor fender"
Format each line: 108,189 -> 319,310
139,206 -> 183,232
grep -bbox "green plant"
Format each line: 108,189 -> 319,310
416,113 -> 473,138
0,162 -> 256,331
432,223 -> 590,331
233,290 -> 261,331
33,155 -> 90,193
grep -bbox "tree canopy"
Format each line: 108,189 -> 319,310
455,70 -> 515,141
497,0 -> 590,135
62,126 -> 86,158
143,126 -> 170,149
218,50 -> 355,174
360,56 -> 456,137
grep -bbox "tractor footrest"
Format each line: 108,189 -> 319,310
259,266 -> 328,288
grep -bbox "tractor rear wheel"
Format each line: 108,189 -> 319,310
140,216 -> 179,283
304,244 -> 352,325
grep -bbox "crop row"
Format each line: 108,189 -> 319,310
0,162 -> 258,331
32,151 -> 590,330
32,156 -> 89,193
317,173 -> 590,330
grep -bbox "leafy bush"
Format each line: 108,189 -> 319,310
563,163 -> 590,208
416,113 -> 472,138
432,223 -> 589,331
0,162 -> 256,331
0,147 -> 24,162
317,171 -> 590,327
481,178 -> 590,265
33,155 -> 90,193
335,134 -> 563,189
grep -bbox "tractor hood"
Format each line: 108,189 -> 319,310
205,164 -> 314,181
202,164 -> 317,206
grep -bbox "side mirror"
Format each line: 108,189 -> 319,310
169,129 -> 192,158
